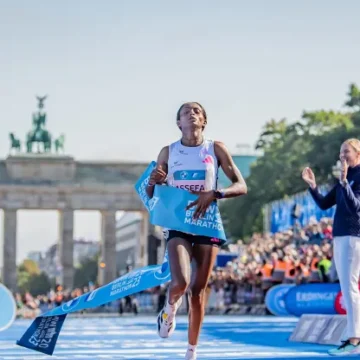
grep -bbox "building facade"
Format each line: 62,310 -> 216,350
24,239 -> 100,280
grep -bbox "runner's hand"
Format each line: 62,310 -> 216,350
149,165 -> 167,186
186,190 -> 216,219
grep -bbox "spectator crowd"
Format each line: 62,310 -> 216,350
204,216 -> 334,313
13,216 -> 335,318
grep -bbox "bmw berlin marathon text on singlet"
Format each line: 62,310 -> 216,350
167,139 -> 218,193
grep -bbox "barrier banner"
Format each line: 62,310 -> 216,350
216,253 -> 238,267
134,161 -> 227,241
334,283 -> 360,314
269,185 -> 335,233
134,161 -> 157,212
318,316 -> 347,345
0,284 -> 17,331
290,314 -> 332,343
17,253 -> 171,355
264,284 -> 295,316
17,161 -> 226,355
289,314 -> 347,346
335,291 -> 346,315
285,283 -> 340,317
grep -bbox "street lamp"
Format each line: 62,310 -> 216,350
332,160 -> 342,179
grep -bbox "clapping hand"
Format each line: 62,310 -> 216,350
302,167 -> 317,189
340,156 -> 348,182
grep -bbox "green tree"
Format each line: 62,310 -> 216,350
18,259 -> 40,275
255,118 -> 288,150
73,256 -> 98,288
17,270 -> 31,293
222,83 -> 359,240
345,83 -> 360,109
27,272 -> 52,296
302,110 -> 353,134
17,261 -> 52,295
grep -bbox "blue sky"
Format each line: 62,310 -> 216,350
0,0 -> 359,262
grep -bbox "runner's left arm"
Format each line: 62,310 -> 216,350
214,141 -> 247,198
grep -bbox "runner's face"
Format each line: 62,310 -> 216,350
177,103 -> 206,131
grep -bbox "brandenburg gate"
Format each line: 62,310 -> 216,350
1,96 -> 148,291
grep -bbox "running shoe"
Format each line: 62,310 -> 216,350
185,348 -> 197,359
157,295 -> 182,338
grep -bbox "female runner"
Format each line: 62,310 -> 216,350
146,102 -> 247,359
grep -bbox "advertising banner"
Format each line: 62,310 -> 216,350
285,283 -> 340,317
0,284 -> 16,332
265,284 -> 295,316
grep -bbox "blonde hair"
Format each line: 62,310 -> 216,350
343,138 -> 360,153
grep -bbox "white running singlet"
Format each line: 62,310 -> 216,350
166,139 -> 219,192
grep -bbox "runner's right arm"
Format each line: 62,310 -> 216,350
146,146 -> 169,199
